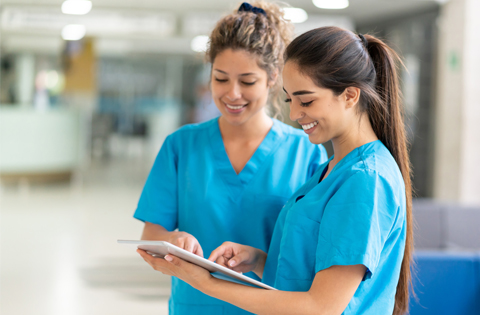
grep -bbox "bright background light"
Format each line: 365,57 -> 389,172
190,35 -> 209,53
313,0 -> 350,10
283,8 -> 308,24
61,24 -> 86,41
45,71 -> 59,90
61,0 -> 92,15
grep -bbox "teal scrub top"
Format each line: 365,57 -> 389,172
263,140 -> 406,315
134,117 -> 328,315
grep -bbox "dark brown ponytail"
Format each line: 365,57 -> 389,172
364,34 -> 414,315
285,26 -> 413,315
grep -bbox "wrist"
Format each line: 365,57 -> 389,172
253,249 -> 267,277
193,273 -> 217,294
166,231 -> 178,243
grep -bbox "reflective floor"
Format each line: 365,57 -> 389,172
0,158 -> 170,315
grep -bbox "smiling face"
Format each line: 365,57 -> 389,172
211,49 -> 273,126
283,61 -> 355,145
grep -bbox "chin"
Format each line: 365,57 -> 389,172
222,115 -> 247,126
308,134 -> 328,145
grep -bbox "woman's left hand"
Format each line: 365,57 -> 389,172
137,249 -> 213,291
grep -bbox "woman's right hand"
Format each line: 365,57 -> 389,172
208,242 -> 266,277
141,222 -> 204,257
167,231 -> 204,257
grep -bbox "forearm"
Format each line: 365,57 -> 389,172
252,249 -> 267,278
141,250 -> 362,314
203,278 -> 324,315
141,222 -> 170,240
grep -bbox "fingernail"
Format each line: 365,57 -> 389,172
229,260 -> 235,267
165,255 -> 173,262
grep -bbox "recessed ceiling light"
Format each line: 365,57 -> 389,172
191,35 -> 209,53
61,24 -> 86,41
313,0 -> 349,10
61,0 -> 92,15
283,8 -> 308,24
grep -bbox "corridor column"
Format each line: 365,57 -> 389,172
433,0 -> 480,205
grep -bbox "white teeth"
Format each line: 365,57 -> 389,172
226,103 -> 246,110
302,121 -> 318,130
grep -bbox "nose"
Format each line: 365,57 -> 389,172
289,101 -> 305,122
225,82 -> 242,101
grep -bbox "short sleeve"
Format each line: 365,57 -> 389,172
315,170 -> 399,280
133,134 -> 178,231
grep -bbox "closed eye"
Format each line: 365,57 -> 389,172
284,98 -> 313,107
300,101 -> 313,107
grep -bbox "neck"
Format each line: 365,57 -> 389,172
330,113 -> 378,166
218,111 -> 273,141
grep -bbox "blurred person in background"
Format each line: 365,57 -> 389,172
133,2 -> 328,314
139,26 -> 413,315
191,65 -> 221,123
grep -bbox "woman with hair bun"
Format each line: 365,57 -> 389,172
139,26 -> 414,315
134,2 -> 327,314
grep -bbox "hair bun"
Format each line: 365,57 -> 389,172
250,1 -> 294,49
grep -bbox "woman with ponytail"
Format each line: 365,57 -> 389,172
139,26 -> 413,315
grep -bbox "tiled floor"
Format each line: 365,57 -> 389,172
0,158 -> 171,315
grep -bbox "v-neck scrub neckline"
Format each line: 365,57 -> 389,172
209,117 -> 283,199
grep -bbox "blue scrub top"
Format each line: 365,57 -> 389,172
134,117 -> 328,315
263,140 -> 406,315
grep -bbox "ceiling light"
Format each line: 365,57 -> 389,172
191,35 -> 209,53
283,8 -> 308,24
312,0 -> 349,10
61,24 -> 86,40
61,0 -> 92,15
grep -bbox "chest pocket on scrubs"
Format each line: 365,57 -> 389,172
276,210 -> 320,291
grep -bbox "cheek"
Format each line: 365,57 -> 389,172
248,85 -> 269,104
311,105 -> 335,133
318,104 -> 347,136
210,83 -> 223,99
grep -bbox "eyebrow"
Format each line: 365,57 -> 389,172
283,88 -> 315,96
213,69 -> 256,76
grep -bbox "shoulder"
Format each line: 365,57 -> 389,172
273,119 -> 306,139
358,141 -> 404,189
166,118 -> 217,142
160,119 -> 217,156
339,141 -> 405,206
171,118 -> 216,137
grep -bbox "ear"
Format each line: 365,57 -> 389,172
268,69 -> 279,87
344,87 -> 361,109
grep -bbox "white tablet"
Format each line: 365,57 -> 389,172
118,240 -> 276,290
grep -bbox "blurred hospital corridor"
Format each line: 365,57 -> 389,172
0,157 -> 170,315
1,0 -> 480,314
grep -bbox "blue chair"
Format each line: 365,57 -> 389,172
409,251 -> 480,315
